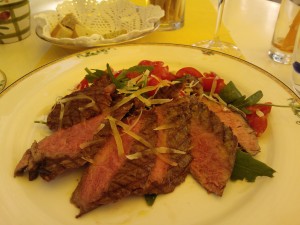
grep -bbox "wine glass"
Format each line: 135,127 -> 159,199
0,70 -> 7,92
192,0 -> 241,57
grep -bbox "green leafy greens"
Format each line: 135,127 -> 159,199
231,149 -> 276,182
219,81 -> 263,113
144,194 -> 157,206
84,64 -> 153,89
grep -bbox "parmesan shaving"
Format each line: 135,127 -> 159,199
110,85 -> 157,112
137,95 -> 153,107
58,93 -> 99,112
152,147 -> 186,154
114,119 -> 130,130
106,115 -> 185,167
57,93 -> 99,129
94,123 -> 105,134
79,139 -> 104,149
123,129 -> 152,148
184,87 -> 193,95
107,116 -> 125,156
155,153 -> 178,166
126,152 -> 143,160
128,110 -> 143,130
125,147 -> 185,167
256,109 -> 265,117
154,123 -> 178,130
149,98 -> 173,105
209,77 -> 217,96
212,93 -> 228,106
184,80 -> 200,95
81,156 -> 94,164
137,95 -> 172,107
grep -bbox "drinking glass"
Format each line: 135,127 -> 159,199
148,0 -> 186,31
0,70 -> 6,92
268,0 -> 300,64
192,0 -> 241,57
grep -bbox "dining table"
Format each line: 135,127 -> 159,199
1,1 -> 300,225
0,0 -> 295,94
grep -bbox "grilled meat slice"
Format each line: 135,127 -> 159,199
71,97 -> 192,216
14,113 -> 107,181
200,97 -> 260,155
71,110 -> 158,217
14,103 -> 132,181
144,97 -> 192,194
154,76 -> 202,100
47,75 -> 115,131
154,82 -> 184,99
190,98 -> 238,196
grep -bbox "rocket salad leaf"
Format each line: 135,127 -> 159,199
116,65 -> 153,81
219,81 -> 243,103
219,81 -> 263,113
144,194 -> 157,206
84,68 -> 106,83
231,149 -> 276,182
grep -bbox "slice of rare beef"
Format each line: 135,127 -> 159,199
14,103 -> 132,181
144,97 -> 192,194
47,75 -> 115,131
71,110 -> 158,217
190,98 -> 238,196
200,97 -> 260,155
71,97 -> 193,217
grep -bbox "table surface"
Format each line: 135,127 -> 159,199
0,0 -> 295,96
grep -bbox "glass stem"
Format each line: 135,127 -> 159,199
213,0 -> 225,42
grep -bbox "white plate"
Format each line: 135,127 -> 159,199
1,44 -> 300,225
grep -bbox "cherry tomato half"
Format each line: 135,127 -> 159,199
147,76 -> 160,96
176,67 -> 203,78
139,60 -> 176,81
76,78 -> 89,90
201,77 -> 226,94
246,102 -> 272,136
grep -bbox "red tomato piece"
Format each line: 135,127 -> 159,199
247,102 -> 272,115
176,67 -> 203,78
147,76 -> 160,96
246,114 -> 268,137
203,72 -> 217,78
76,78 -> 89,90
114,70 -> 122,78
139,60 -> 164,67
139,60 -> 176,81
201,77 -> 225,94
246,102 -> 272,136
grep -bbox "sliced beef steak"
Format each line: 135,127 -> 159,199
145,97 -> 192,194
71,110 -> 158,217
47,75 -> 115,131
200,97 -> 260,155
14,103 -> 132,181
190,98 -> 238,196
71,97 -> 193,216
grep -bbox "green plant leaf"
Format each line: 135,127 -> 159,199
144,194 -> 157,206
231,149 -> 276,182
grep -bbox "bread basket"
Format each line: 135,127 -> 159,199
35,0 -> 164,48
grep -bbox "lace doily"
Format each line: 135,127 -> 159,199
35,0 -> 164,47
